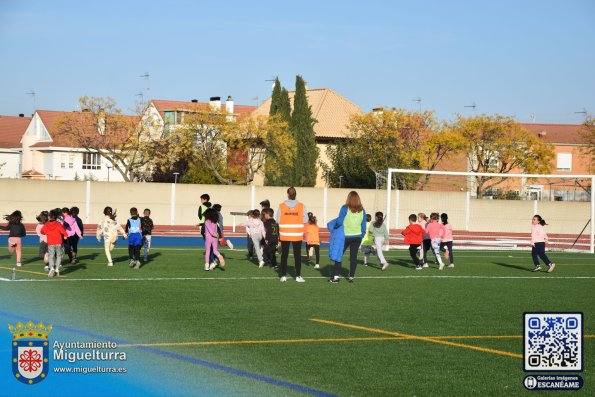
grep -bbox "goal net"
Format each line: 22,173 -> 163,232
384,169 -> 594,254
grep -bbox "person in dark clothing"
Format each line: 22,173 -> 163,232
141,208 -> 154,262
262,208 -> 279,270
0,210 -> 26,267
70,206 -> 84,264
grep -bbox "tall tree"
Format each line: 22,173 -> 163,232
321,140 -> 376,188
290,75 -> 319,187
265,79 -> 294,186
54,97 -> 165,182
451,114 -> 555,196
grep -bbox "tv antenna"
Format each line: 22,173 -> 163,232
529,114 -> 536,123
412,97 -> 422,112
135,91 -> 145,103
464,101 -> 477,112
574,108 -> 587,117
265,76 -> 277,90
140,72 -> 150,95
26,90 -> 36,112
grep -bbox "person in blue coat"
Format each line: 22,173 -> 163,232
329,191 -> 366,283
327,218 -> 345,264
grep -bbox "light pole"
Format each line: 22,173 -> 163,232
106,165 -> 112,182
173,172 -> 180,184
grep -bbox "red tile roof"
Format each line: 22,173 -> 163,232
521,123 -> 586,145
30,110 -> 138,148
151,100 -> 256,121
0,115 -> 32,148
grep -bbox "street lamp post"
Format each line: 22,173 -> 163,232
173,172 -> 180,184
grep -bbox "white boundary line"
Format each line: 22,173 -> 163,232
3,275 -> 595,283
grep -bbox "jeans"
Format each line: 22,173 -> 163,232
532,242 -> 551,267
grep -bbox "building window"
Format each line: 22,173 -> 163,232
556,152 -> 572,171
82,153 -> 101,170
60,154 -> 75,169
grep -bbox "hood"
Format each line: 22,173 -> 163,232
45,220 -> 61,231
283,199 -> 300,209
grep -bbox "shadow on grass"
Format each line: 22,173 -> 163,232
136,252 -> 162,269
493,262 -> 533,272
60,263 -> 88,275
77,253 -> 99,262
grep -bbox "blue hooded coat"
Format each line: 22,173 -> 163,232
327,218 -> 345,262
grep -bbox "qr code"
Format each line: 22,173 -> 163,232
524,313 -> 582,371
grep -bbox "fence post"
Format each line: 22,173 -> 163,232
85,181 -> 91,223
465,191 -> 470,231
323,187 -> 328,225
170,183 -> 176,225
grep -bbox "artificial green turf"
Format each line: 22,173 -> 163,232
1,246 -> 593,396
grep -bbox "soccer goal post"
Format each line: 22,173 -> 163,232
385,168 -> 595,254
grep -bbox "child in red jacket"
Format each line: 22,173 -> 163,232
41,209 -> 68,277
402,214 -> 425,270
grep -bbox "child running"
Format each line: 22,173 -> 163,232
203,208 -> 225,270
360,214 -> 375,266
0,210 -> 26,267
440,213 -> 454,268
41,209 -> 68,277
96,206 -> 127,267
36,211 -> 50,270
368,212 -> 390,270
126,207 -> 143,269
425,212 -> 446,270
262,208 -> 279,270
418,212 -> 430,267
304,212 -> 321,269
531,215 -> 556,273
141,208 -> 154,262
61,207 -> 83,264
70,206 -> 84,264
244,209 -> 266,268
402,214 -> 425,270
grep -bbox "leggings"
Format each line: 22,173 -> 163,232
280,240 -> 302,277
306,244 -> 320,263
532,242 -> 551,267
205,235 -> 221,264
8,237 -> 23,264
440,241 -> 454,264
334,236 -> 362,278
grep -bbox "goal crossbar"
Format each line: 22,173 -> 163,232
385,168 -> 595,254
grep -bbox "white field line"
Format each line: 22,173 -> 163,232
2,275 -> 595,283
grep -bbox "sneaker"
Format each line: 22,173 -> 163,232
134,260 -> 141,269
259,261 -> 265,268
107,262 -> 113,267
448,263 -> 455,268
439,262 -> 445,271
204,264 -> 210,271
415,265 -> 422,270
273,265 -> 279,271
209,262 -> 218,270
532,266 -> 541,272
44,265 -> 49,272
280,276 -> 287,282
48,268 -> 55,278
381,263 -> 389,271
548,263 -> 556,273
129,260 -> 135,268
362,262 -> 368,267
347,276 -> 355,283
16,263 -> 22,267
422,263 -> 429,268
295,276 -> 305,283
314,264 -> 320,269
329,276 -> 340,283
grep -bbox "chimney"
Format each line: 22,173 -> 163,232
191,99 -> 198,103
19,113 -> 24,117
209,96 -> 221,111
225,96 -> 234,114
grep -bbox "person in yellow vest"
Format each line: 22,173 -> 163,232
275,187 -> 309,283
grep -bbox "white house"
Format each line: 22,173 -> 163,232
0,114 -> 31,178
19,110 -> 124,181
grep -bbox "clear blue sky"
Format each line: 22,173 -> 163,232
1,0 -> 593,123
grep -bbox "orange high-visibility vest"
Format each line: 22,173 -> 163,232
279,202 -> 304,241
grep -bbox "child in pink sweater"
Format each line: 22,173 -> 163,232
531,215 -> 555,272
204,208 -> 225,271
440,213 -> 454,268
425,212 -> 446,270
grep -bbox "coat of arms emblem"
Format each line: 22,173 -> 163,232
9,321 -> 52,385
